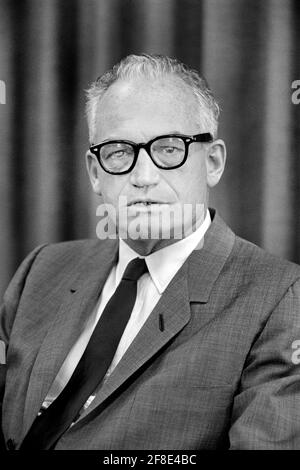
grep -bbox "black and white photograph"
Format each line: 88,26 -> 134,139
0,0 -> 300,455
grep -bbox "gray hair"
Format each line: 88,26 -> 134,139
86,53 -> 220,144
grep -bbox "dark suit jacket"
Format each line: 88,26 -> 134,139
1,211 -> 300,450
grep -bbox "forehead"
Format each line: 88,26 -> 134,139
95,76 -> 199,138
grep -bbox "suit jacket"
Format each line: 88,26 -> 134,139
1,210 -> 300,450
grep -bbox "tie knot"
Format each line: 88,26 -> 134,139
122,258 -> 148,282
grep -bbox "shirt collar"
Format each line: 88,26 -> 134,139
117,210 -> 211,294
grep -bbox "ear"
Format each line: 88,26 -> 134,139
205,139 -> 226,188
85,151 -> 102,195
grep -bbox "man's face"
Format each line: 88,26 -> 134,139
87,77 -> 225,254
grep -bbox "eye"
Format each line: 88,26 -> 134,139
152,137 -> 185,156
156,145 -> 184,155
161,146 -> 178,154
106,150 -> 128,159
102,144 -> 134,160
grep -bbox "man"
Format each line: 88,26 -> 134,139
1,53 -> 300,450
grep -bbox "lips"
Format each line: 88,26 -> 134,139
128,200 -> 165,206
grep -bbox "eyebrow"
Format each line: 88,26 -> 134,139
100,131 -> 186,143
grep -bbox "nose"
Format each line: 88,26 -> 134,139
129,148 -> 160,188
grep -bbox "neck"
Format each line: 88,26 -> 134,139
121,209 -> 209,256
122,237 -> 181,256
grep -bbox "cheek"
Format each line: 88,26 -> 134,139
167,164 -> 207,203
100,180 -> 119,205
100,176 -> 129,206
186,157 -> 207,198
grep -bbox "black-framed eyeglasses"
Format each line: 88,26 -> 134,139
89,132 -> 213,175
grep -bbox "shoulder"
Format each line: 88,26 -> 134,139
231,234 -> 300,286
221,233 -> 300,316
207,210 -> 300,303
26,238 -> 117,274
32,237 -> 117,260
35,238 -> 111,260
6,238 -> 117,293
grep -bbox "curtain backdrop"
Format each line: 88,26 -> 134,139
0,0 -> 299,297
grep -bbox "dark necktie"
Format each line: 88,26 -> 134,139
19,257 -> 147,450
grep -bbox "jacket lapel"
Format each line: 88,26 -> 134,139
188,211 -> 235,302
22,239 -> 118,436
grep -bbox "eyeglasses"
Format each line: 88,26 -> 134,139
89,132 -> 213,175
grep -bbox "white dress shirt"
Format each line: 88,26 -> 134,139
41,210 -> 211,412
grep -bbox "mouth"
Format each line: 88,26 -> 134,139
128,200 -> 166,207
126,200 -> 170,213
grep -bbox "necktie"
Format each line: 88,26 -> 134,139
19,257 -> 147,450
